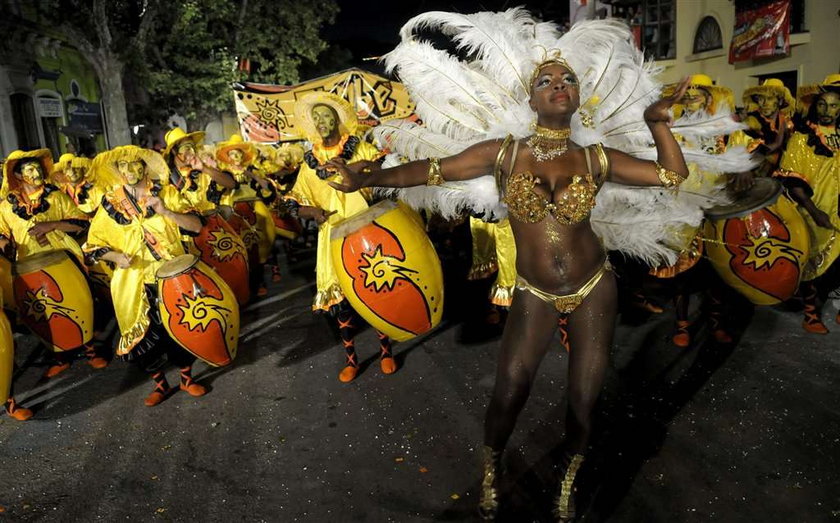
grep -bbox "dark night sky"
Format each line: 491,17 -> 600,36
317,1 -> 568,75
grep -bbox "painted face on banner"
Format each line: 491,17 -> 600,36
118,159 -> 145,186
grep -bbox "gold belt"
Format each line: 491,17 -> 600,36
516,261 -> 611,314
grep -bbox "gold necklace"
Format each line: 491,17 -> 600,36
527,125 -> 571,162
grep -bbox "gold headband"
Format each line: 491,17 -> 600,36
530,53 -> 575,90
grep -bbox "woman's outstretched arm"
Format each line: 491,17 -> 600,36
327,139 -> 504,193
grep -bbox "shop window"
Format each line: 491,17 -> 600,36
642,0 -> 676,60
10,93 -> 40,150
693,16 -> 723,53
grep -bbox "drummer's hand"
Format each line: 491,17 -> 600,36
729,171 -> 755,193
313,209 -> 337,225
645,77 -> 691,125
198,153 -> 217,169
325,160 -> 374,193
811,209 -> 834,229
28,222 -> 55,246
114,253 -> 132,269
146,196 -> 167,216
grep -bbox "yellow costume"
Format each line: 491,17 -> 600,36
0,150 -> 87,262
729,78 -> 795,170
163,128 -> 227,214
216,134 -> 277,263
84,147 -> 192,355
776,129 -> 840,280
467,217 -> 518,307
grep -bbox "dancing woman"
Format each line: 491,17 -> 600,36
330,61 -> 690,523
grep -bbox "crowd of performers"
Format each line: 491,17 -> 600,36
1,9 -> 838,522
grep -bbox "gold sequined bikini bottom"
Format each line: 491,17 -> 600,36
515,261 -> 611,314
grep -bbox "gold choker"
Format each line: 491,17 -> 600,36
528,125 -> 571,162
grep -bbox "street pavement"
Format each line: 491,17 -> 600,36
1,242 -> 839,522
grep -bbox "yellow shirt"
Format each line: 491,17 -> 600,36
84,184 -> 191,354
0,186 -> 86,262
286,138 -> 382,311
61,181 -> 105,215
776,130 -> 840,279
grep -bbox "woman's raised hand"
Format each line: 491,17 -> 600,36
644,76 -> 691,125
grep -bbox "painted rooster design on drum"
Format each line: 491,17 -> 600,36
719,205 -> 806,303
14,272 -> 89,351
159,267 -> 239,367
341,223 -> 437,338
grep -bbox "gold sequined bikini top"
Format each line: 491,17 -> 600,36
495,135 -> 609,225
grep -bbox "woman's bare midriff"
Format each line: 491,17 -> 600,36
511,217 -> 605,294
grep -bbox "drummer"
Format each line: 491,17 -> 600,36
284,92 -> 396,382
0,149 -> 96,378
84,145 -> 209,406
774,74 -> 840,333
648,74 -> 736,347
730,79 -> 795,177
216,134 -> 277,297
162,127 -> 236,213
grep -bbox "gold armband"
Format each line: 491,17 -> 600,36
427,157 -> 444,186
655,161 -> 685,188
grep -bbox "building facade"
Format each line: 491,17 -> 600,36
0,1 -> 107,159
578,0 -> 838,103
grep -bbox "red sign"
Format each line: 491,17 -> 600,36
729,0 -> 791,63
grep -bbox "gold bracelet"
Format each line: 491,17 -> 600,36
655,161 -> 685,188
427,157 -> 444,186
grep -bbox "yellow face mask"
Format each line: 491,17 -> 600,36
754,94 -> 780,118
228,148 -> 244,166
67,166 -> 86,184
312,105 -> 339,140
118,160 -> 145,186
19,161 -> 45,187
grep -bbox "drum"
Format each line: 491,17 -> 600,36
0,299 -> 13,404
156,254 -> 239,367
273,213 -> 303,240
12,250 -> 94,351
703,178 -> 809,305
193,211 -> 250,305
330,201 -> 444,342
227,199 -> 261,262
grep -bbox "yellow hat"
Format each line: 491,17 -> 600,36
743,78 -> 795,113
1,149 -> 54,198
666,74 -> 735,117
293,92 -> 358,144
163,127 -> 206,159
93,145 -> 170,190
795,74 -> 840,114
215,133 -> 256,166
53,153 -> 76,175
276,142 -> 305,168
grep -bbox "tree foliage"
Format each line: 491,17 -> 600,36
139,0 -> 341,128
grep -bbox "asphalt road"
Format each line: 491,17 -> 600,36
1,242 -> 839,522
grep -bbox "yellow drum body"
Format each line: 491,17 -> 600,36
13,250 -> 94,351
703,179 -> 809,305
0,256 -> 14,311
0,305 -> 13,404
330,201 -> 443,342
156,254 -> 239,367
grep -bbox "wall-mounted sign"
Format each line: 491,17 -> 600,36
66,100 -> 103,133
38,96 -> 64,118
729,0 -> 791,64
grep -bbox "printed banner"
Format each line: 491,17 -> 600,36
233,68 -> 416,143
729,0 -> 791,64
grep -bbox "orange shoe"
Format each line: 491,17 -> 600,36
43,362 -> 70,379
672,321 -> 691,348
632,293 -> 664,314
85,345 -> 109,369
339,364 -> 359,383
803,317 -> 829,334
257,285 -> 268,297
5,398 -> 33,421
380,356 -> 397,375
271,266 -> 282,283
486,308 -> 501,325
144,372 -> 172,407
713,329 -> 733,344
835,311 -> 840,325
179,368 -> 207,397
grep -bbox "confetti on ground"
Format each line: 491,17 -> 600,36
395,457 -> 404,463
419,467 -> 428,473
450,494 -> 460,500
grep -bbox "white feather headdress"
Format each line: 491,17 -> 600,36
373,10 -> 756,265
